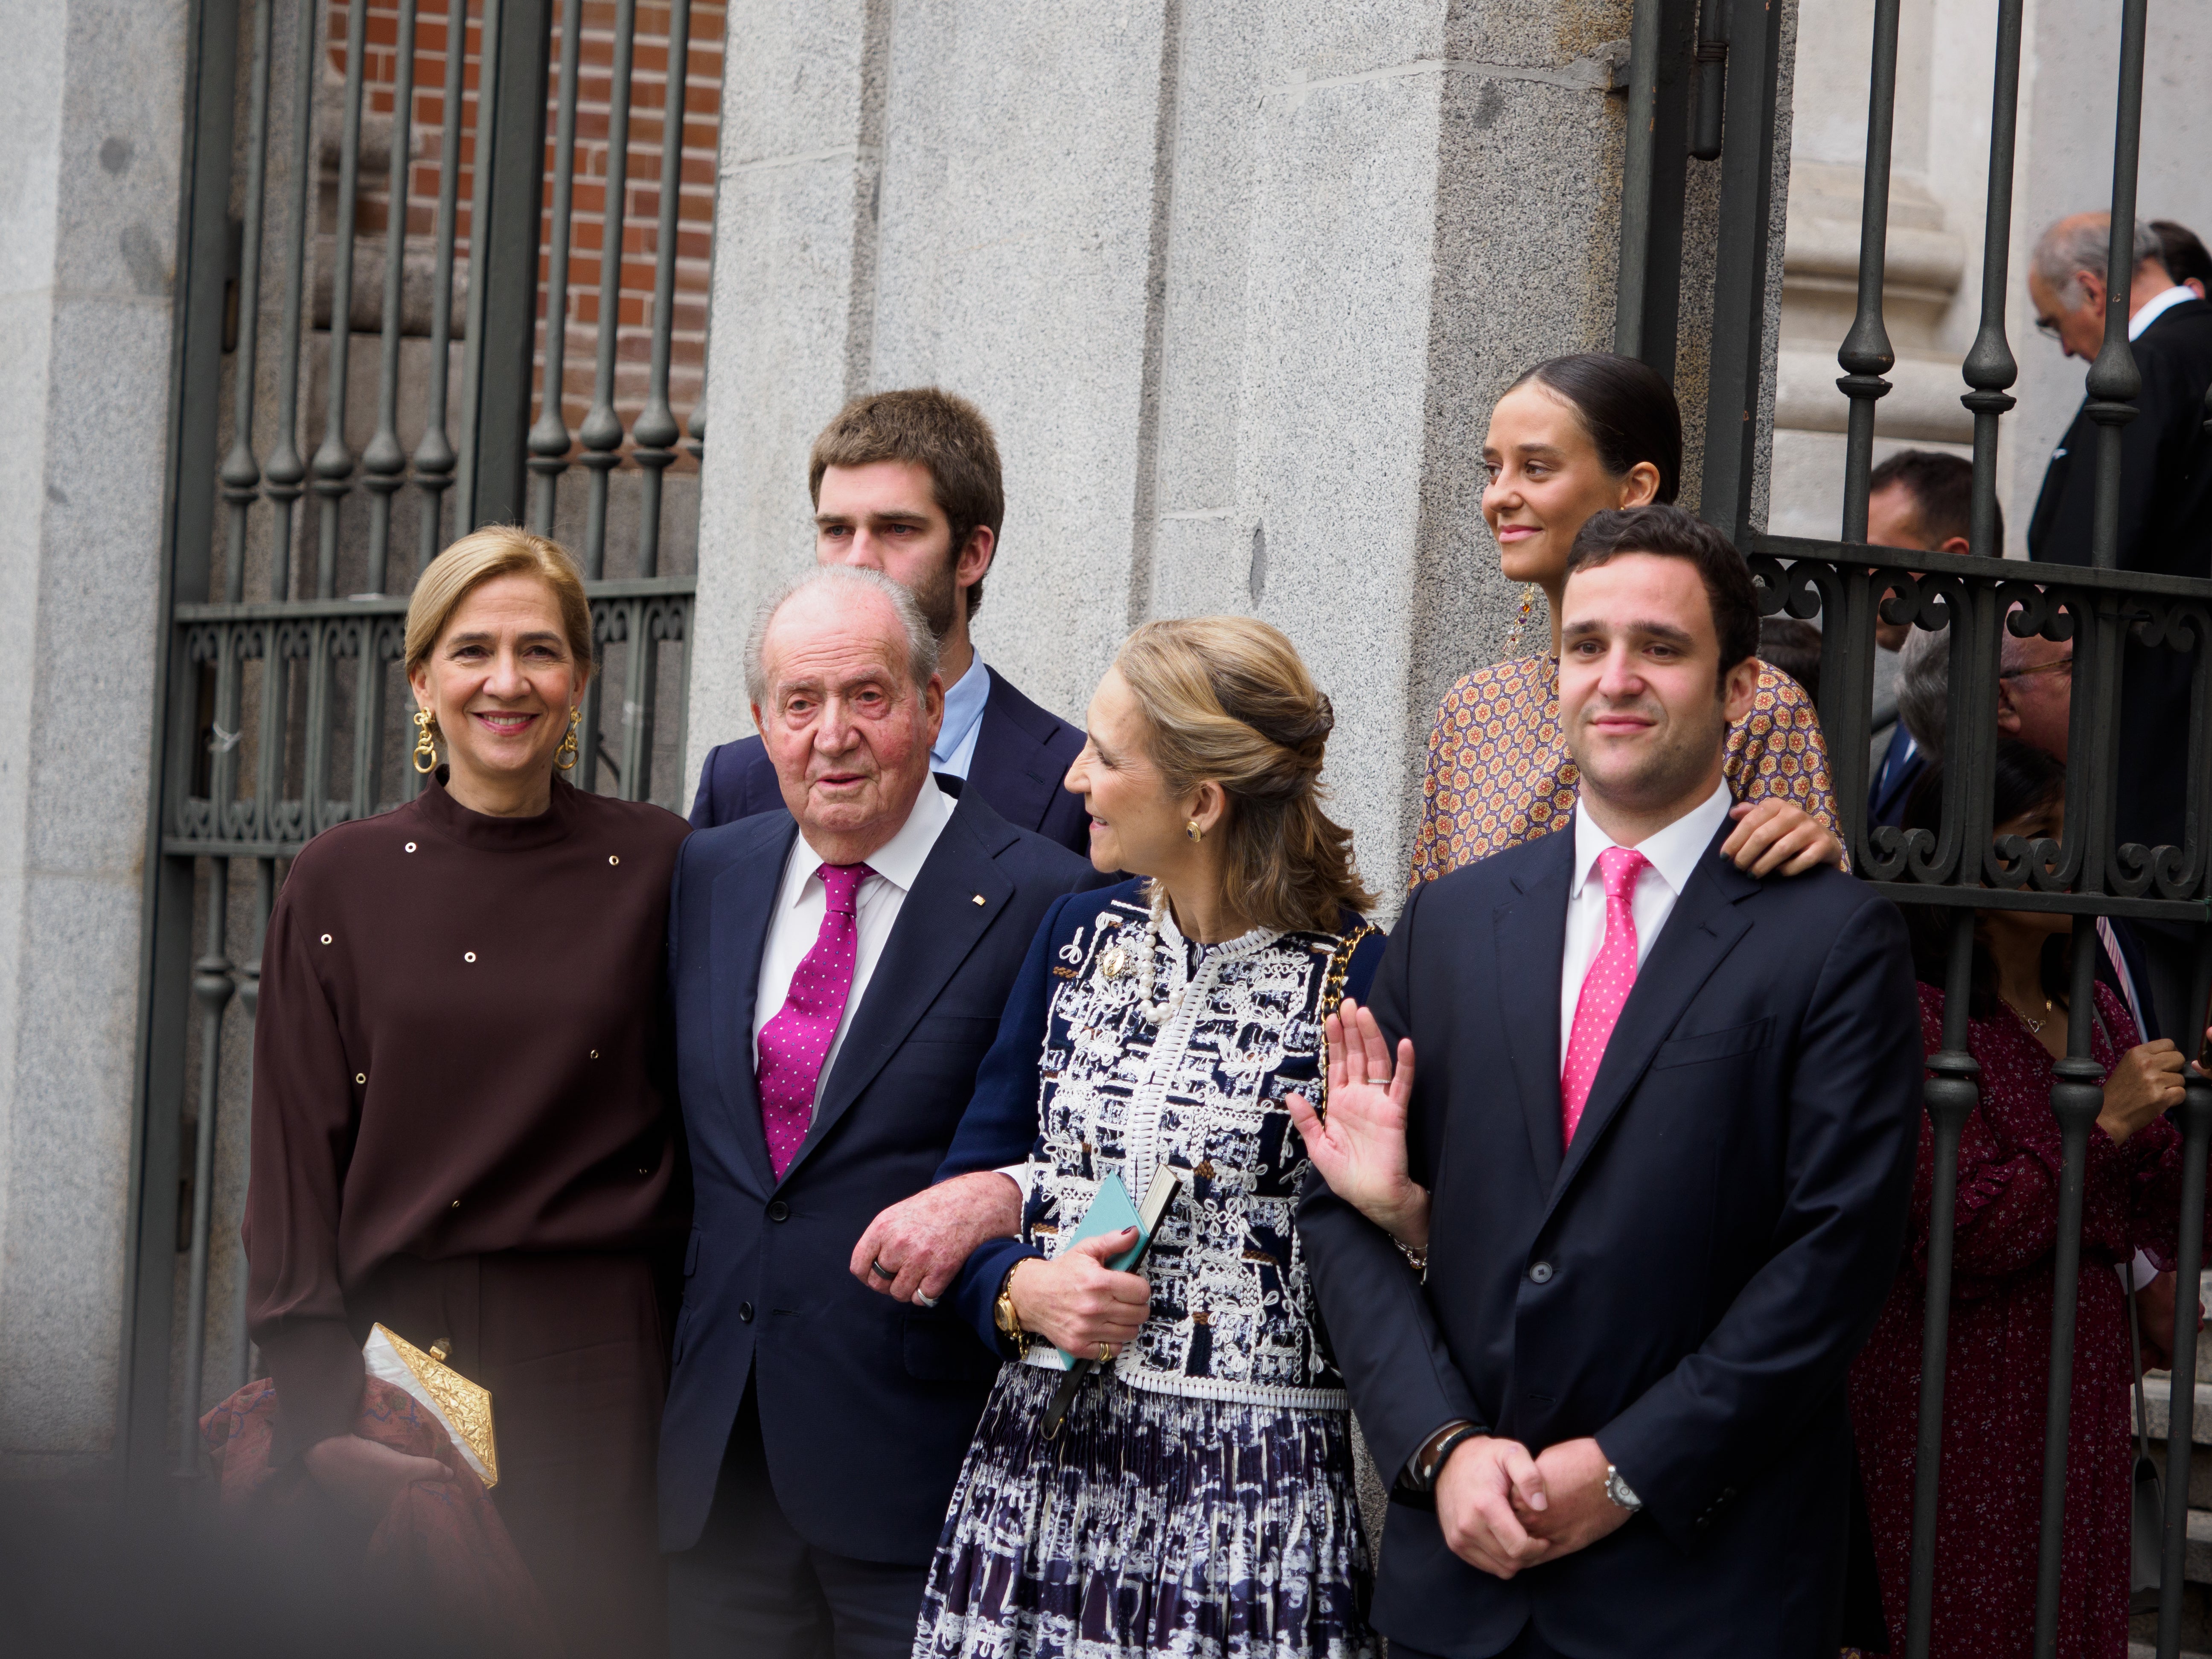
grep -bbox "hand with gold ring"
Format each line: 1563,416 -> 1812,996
1098,1341 -> 1112,1364
1003,1235 -> 1149,1360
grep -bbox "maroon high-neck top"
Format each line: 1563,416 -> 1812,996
243,771 -> 691,1452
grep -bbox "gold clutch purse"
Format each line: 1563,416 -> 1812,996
363,1324 -> 498,1488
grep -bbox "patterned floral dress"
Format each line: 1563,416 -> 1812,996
916,879 -> 1387,1659
1407,654 -> 1839,882
1847,982 -> 2200,1659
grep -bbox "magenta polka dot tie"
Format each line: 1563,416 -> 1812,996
756,862 -> 873,1179
1560,846 -> 1649,1147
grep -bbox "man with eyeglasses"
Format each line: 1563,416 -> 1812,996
2026,210 -> 2212,1044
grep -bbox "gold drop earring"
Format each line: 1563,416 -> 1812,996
1505,585 -> 1540,656
412,707 -> 439,774
554,707 -> 581,771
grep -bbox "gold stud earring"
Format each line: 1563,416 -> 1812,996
1186,818 -> 1203,843
554,707 -> 581,771
412,707 -> 439,774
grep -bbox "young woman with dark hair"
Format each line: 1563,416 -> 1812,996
1409,352 -> 1844,882
1849,740 -> 2205,1659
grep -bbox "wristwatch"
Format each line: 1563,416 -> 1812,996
993,1260 -> 1034,1357
1604,1462 -> 1643,1513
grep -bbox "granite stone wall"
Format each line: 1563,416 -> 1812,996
0,0 -> 190,1477
689,0 -> 1709,906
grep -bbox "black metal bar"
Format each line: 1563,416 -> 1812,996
2086,0 -> 2149,576
462,0 -> 553,530
411,0 -> 469,571
527,0 -> 585,535
1694,0 -> 1779,541
1689,0 -> 1727,161
1904,912 -> 1980,1656
2032,925 -> 2107,1657
362,0 -> 422,596
579,0 -> 639,579
1616,0 -> 1695,371
123,0 -> 240,1495
174,857 -> 233,1474
260,0 -> 321,601
1836,0 -> 1899,546
216,0 -> 274,608
631,0 -> 693,579
1960,1 -> 2025,565
2158,937 -> 2212,1657
311,0 -> 370,600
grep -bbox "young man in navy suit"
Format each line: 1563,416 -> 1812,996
660,566 -> 1102,1659
1295,505 -> 1923,1657
688,387 -> 1091,856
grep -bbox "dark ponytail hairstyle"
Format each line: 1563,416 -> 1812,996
1506,353 -> 1683,506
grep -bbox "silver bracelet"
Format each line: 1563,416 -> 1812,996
1393,1234 -> 1429,1279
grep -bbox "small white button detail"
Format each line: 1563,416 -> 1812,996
590,1049 -> 600,1059
355,1073 -> 366,1084
972,894 -> 987,906
405,842 -> 416,853
450,1199 -> 460,1209
320,934 -> 332,945
609,855 -> 620,867
464,952 -> 477,963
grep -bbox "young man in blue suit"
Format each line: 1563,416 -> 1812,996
660,566 -> 1103,1659
1295,504 -> 1924,1657
688,387 -> 1091,856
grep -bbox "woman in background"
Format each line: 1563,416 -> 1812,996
1411,352 -> 1843,882
1849,741 -> 2203,1659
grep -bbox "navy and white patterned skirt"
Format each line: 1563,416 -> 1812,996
912,1364 -> 1378,1659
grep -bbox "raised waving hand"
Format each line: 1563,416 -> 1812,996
1286,995 -> 1431,1249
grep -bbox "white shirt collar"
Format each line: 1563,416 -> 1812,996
1569,775 -> 1735,901
2130,284 -> 2196,341
932,655 -> 991,768
789,775 -> 953,902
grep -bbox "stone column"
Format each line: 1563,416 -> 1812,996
0,0 -> 189,1477
694,0 -> 1666,897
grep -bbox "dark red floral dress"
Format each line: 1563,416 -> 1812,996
1848,981 -> 2195,1659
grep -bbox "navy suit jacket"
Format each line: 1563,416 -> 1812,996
689,666 -> 1091,856
658,787 -> 1106,1560
1300,823 -> 1922,1657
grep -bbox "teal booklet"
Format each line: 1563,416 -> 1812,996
1051,1172 -> 1149,1370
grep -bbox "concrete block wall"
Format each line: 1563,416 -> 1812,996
690,0 -> 1682,902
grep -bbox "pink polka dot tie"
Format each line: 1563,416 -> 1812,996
1560,846 -> 1648,1147
756,862 -> 872,1179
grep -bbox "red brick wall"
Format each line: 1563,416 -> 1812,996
335,1 -> 725,459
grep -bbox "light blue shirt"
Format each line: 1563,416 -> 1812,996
932,654 -> 992,777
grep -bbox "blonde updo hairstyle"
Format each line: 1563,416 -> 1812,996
404,524 -> 595,697
1112,617 -> 1374,935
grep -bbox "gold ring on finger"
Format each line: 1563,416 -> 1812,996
1098,1342 -> 1112,1363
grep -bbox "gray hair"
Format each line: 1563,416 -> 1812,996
744,564 -> 942,708
1895,626 -> 1950,765
2034,212 -> 2161,306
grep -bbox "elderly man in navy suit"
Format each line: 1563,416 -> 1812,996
688,387 -> 1090,857
661,565 -> 1102,1659
1295,505 -> 1923,1657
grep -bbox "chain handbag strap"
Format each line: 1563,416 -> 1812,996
1313,922 -> 1380,1123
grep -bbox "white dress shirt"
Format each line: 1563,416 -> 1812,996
751,778 -> 956,1118
2130,283 -> 2196,341
1559,778 -> 1735,1071
931,655 -> 992,778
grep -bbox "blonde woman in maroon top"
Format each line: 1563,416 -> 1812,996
243,527 -> 690,1654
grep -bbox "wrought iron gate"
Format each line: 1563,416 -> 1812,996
122,0 -> 717,1490
1622,2 -> 2211,1655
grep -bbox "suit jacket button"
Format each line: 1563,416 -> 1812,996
1528,1261 -> 1554,1284
739,1301 -> 754,1323
766,1199 -> 789,1222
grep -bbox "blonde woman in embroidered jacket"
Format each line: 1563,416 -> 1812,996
911,617 -> 1387,1659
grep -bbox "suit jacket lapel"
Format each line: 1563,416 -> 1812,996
972,668 -> 1060,835
1543,830 -> 1759,1220
708,813 -> 798,1192
1493,831 -> 1573,1193
777,795 -> 1015,1184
